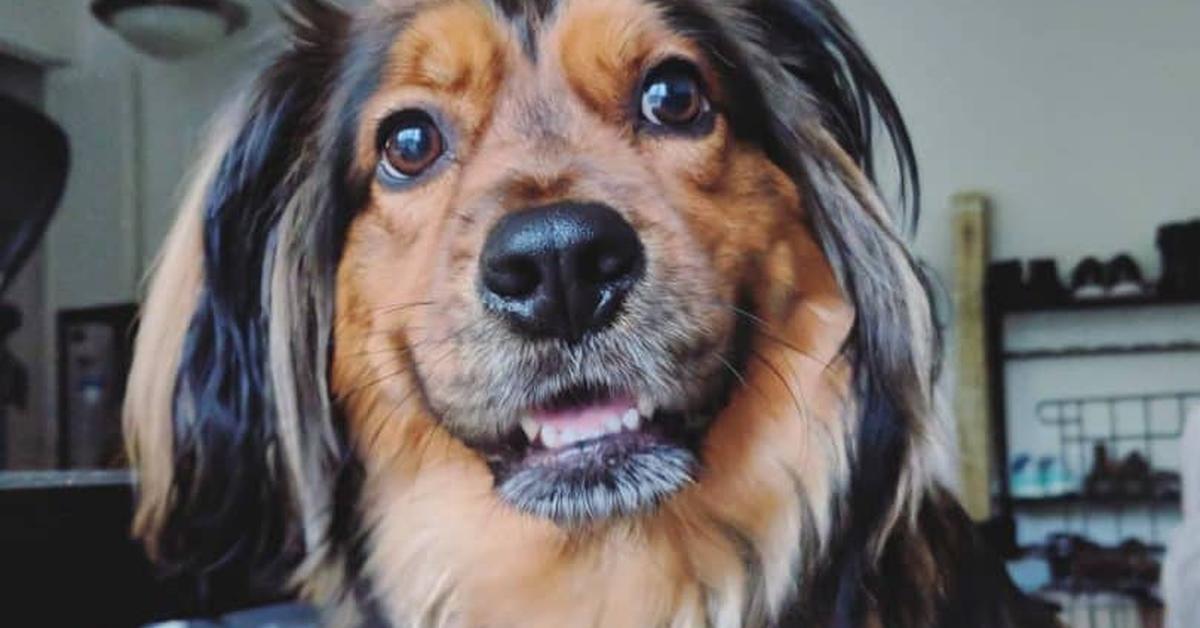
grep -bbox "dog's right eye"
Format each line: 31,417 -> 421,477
377,110 -> 444,182
639,59 -> 710,130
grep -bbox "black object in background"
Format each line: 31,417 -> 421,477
0,94 -> 70,468
1157,220 -> 1200,299
0,94 -> 69,296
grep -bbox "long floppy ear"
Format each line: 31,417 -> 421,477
124,0 -> 350,609
687,0 -> 944,624
730,0 -> 939,506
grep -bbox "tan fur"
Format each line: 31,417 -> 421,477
123,106 -> 243,556
125,0 -> 945,626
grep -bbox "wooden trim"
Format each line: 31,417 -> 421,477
952,193 -> 993,520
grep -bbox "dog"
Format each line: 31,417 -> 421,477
124,0 -> 1060,626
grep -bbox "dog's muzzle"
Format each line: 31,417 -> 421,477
469,201 -> 701,524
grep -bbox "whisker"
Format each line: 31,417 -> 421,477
714,352 -> 750,390
332,300 -> 437,333
334,323 -> 479,403
701,297 -> 835,368
371,344 -> 461,460
336,365 -> 411,405
361,300 -> 437,315
749,347 -> 810,426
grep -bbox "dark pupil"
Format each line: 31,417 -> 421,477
647,74 -> 698,122
393,124 -> 432,166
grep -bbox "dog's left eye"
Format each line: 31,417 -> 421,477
639,61 -> 709,128
377,110 -> 444,181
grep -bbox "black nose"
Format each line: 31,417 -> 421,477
479,201 -> 645,342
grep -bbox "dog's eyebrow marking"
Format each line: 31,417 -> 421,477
383,1 -> 506,95
552,0 -> 689,125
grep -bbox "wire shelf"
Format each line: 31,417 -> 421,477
1015,391 -> 1196,626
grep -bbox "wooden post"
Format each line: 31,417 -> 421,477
952,193 -> 993,520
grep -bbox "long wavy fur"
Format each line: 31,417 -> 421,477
124,1 -> 1055,625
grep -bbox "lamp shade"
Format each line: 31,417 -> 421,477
91,0 -> 247,59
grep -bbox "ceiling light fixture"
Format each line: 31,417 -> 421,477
91,0 -> 248,60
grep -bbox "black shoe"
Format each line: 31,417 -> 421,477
1085,443 -> 1118,499
1187,219 -> 1200,298
1027,258 -> 1067,306
1105,254 -> 1146,298
1116,451 -> 1152,498
988,260 -> 1026,308
1158,222 -> 1191,299
1070,257 -> 1107,300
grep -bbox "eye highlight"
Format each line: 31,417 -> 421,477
377,109 -> 444,182
639,60 -> 710,129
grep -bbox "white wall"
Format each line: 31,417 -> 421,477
0,0 -> 284,467
0,3 -> 80,64
44,2 -> 285,313
839,0 -> 1200,289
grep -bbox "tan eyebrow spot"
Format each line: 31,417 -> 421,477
383,0 -> 507,98
354,0 -> 512,176
552,0 -> 713,125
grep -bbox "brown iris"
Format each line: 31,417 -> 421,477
640,61 -> 708,128
380,110 -> 444,179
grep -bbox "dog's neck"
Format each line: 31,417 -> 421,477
336,355 -> 855,628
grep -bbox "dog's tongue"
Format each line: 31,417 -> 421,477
532,395 -> 636,431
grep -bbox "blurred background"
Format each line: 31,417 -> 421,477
0,1 -> 1196,626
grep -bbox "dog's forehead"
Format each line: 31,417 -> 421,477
351,0 -> 709,176
369,0 -> 694,105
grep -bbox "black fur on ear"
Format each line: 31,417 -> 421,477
155,0 -> 351,611
758,0 -> 920,227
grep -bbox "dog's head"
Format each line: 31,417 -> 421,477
126,0 -> 938,620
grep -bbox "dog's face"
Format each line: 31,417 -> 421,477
336,0 -> 827,524
126,0 -> 938,622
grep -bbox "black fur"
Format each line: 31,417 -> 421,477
150,1 -> 1051,625
157,0 -> 350,612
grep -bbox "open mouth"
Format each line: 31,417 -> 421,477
483,385 -> 703,525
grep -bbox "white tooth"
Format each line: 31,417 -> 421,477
561,427 -> 579,445
637,399 -> 655,417
605,416 -> 622,434
542,426 -> 560,448
581,427 -> 599,441
622,409 -> 641,431
521,419 -> 541,442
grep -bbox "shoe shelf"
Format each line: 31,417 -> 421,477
984,278 -> 1200,553
998,294 -> 1200,315
1011,494 -> 1179,510
978,226 -> 1200,625
1004,340 -> 1200,361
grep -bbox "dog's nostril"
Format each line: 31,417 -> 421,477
484,257 -> 541,298
478,201 -> 645,342
579,241 -> 637,284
